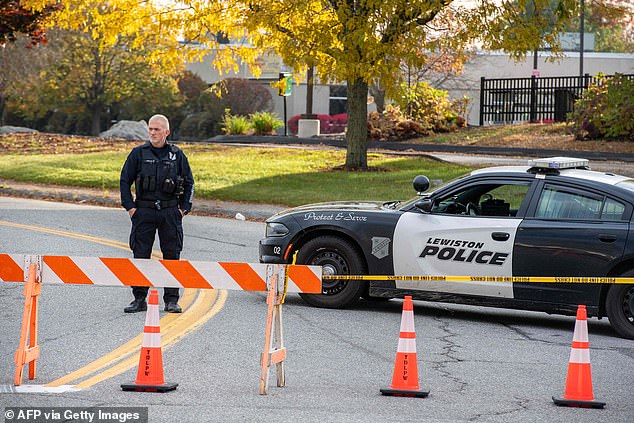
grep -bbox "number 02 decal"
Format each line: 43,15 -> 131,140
273,246 -> 282,255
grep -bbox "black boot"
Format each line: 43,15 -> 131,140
124,299 -> 147,313
164,302 -> 182,313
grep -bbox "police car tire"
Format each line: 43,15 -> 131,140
297,236 -> 366,309
605,275 -> 634,340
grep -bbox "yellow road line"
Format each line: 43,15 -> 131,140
0,220 -> 131,253
44,288 -> 198,387
59,290 -> 228,389
1,218 -> 227,389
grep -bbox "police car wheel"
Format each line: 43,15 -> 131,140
297,236 -> 366,309
605,274 -> 634,340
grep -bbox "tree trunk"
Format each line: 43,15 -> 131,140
90,103 -> 102,136
345,78 -> 369,170
0,95 -> 6,126
369,82 -> 385,114
90,45 -> 103,136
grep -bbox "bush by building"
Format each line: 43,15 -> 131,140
393,82 -> 467,134
221,110 -> 283,135
250,111 -> 283,135
367,105 -> 427,141
570,73 -> 634,141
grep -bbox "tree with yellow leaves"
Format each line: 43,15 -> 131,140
184,0 -> 587,169
17,0 -> 621,167
9,1 -> 189,134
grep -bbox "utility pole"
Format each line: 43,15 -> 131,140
532,1 -> 539,76
305,66 -> 314,118
580,0 -> 585,78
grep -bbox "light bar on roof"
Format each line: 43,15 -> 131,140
528,157 -> 589,169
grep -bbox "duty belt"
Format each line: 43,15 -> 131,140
136,199 -> 179,210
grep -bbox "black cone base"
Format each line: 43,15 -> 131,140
121,382 -> 178,393
380,387 -> 429,398
552,396 -> 605,409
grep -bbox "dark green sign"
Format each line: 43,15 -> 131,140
278,72 -> 293,97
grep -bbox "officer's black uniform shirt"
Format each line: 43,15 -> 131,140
120,141 -> 194,213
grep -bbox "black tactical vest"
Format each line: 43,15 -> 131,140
135,144 -> 183,201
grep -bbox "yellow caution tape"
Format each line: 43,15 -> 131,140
281,251 -> 298,303
322,275 -> 634,284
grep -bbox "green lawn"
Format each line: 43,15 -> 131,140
0,144 -> 472,206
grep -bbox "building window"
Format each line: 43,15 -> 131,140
329,85 -> 347,115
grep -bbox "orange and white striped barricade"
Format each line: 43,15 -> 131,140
0,255 -> 322,293
1,254 -> 322,387
553,305 -> 605,409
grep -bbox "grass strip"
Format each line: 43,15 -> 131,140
0,145 -> 471,206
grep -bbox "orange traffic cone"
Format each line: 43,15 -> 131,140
552,305 -> 604,408
380,296 -> 429,398
121,289 -> 178,393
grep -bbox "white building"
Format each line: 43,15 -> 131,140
187,49 -> 634,128
454,51 -> 634,125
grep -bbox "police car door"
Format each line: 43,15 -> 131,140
512,181 -> 630,304
393,177 -> 535,299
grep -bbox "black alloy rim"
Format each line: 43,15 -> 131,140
310,250 -> 349,295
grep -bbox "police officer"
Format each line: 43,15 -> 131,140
120,114 -> 194,314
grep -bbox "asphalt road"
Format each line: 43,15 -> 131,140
0,198 -> 633,423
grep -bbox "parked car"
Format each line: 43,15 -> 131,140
259,157 -> 634,339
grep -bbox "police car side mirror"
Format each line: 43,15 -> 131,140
414,199 -> 433,213
413,175 -> 430,193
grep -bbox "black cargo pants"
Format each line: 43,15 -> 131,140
129,206 -> 183,304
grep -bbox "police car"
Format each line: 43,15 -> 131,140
259,157 -> 634,339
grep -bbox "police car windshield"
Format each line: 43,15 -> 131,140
616,180 -> 634,193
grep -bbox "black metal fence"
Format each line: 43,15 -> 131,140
479,73 -> 633,126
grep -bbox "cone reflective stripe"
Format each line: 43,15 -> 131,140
142,296 -> 161,350
380,296 -> 429,398
553,305 -> 605,409
121,290 -> 178,393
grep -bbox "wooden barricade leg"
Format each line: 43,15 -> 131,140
14,261 -> 41,385
260,265 -> 287,395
